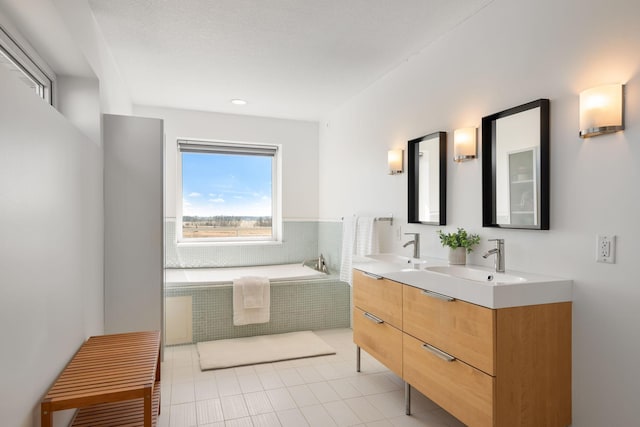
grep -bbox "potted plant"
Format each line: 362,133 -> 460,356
437,228 -> 481,265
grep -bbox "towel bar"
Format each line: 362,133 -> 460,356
340,214 -> 393,225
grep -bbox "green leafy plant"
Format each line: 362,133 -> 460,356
437,228 -> 480,253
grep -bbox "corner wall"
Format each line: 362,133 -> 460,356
53,0 -> 134,114
0,66 -> 103,427
319,0 -> 640,426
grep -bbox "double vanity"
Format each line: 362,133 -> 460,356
352,255 -> 572,427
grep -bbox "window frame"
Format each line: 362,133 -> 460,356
0,24 -> 53,105
176,139 -> 283,245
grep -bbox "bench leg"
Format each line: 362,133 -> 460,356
41,402 -> 52,427
144,385 -> 153,427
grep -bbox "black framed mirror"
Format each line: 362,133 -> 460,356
482,99 -> 550,229
408,131 -> 446,225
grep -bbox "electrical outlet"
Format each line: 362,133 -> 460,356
596,234 -> 616,263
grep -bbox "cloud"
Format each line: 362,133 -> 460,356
183,200 -> 192,207
188,192 -> 202,197
209,198 -> 225,203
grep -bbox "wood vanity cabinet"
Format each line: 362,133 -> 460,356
403,285 -> 495,375
352,268 -> 572,427
352,269 -> 403,377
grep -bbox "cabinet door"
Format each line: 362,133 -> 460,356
165,296 -> 193,345
353,308 -> 402,377
353,269 -> 403,328
403,285 -> 495,375
495,303 -> 572,427
404,333 -> 494,427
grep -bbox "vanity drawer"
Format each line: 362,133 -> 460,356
403,284 -> 495,375
353,307 -> 402,377
403,333 -> 494,427
353,269 -> 403,328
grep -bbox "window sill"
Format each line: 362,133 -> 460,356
175,239 -> 283,248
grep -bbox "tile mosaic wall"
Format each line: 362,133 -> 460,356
165,278 -> 350,343
165,219 -> 322,268
318,221 -> 343,273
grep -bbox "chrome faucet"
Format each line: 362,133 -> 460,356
302,254 -> 329,273
482,239 -> 505,272
403,233 -> 420,259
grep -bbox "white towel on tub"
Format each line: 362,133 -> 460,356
233,276 -> 270,325
339,215 -> 357,285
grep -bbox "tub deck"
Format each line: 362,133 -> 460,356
165,263 -> 327,287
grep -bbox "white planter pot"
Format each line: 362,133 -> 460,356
448,247 -> 466,265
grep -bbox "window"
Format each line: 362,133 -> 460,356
177,139 -> 281,243
0,25 -> 53,104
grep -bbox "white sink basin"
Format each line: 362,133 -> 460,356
425,265 -> 527,285
364,253 -> 428,266
365,253 -> 413,264
352,254 -> 429,276
384,265 -> 572,309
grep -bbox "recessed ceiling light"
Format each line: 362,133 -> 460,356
231,99 -> 247,105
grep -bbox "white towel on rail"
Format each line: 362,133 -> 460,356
354,216 -> 378,256
339,215 -> 357,284
233,276 -> 270,325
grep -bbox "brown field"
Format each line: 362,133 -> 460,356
183,226 -> 272,238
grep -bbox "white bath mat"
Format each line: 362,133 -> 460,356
197,331 -> 336,370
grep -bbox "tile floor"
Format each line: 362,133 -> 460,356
159,328 -> 465,427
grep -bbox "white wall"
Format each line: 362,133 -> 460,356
134,105 -> 319,220
52,0 -> 133,114
0,0 -> 133,139
319,0 -> 640,426
0,66 -> 103,427
56,76 -> 101,144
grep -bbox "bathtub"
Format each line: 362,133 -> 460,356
165,263 -> 327,287
164,263 -> 350,344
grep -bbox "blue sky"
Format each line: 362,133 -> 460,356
182,152 -> 272,217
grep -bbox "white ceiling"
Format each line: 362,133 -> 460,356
88,0 -> 493,121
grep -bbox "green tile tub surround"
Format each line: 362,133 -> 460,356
165,219 -> 329,268
318,221 -> 343,273
165,278 -> 350,344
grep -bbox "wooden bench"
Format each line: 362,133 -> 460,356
41,331 -> 161,427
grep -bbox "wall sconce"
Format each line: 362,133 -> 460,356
388,149 -> 404,175
453,127 -> 477,162
579,83 -> 625,138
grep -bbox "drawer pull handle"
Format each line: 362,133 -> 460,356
363,312 -> 384,324
362,272 -> 383,280
420,289 -> 455,302
422,343 -> 456,362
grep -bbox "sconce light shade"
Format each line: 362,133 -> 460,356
453,127 -> 477,162
579,84 -> 625,138
388,149 -> 404,175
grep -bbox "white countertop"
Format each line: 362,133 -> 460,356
353,254 -> 572,309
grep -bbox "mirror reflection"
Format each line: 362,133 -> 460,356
482,99 -> 549,230
408,131 -> 446,225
